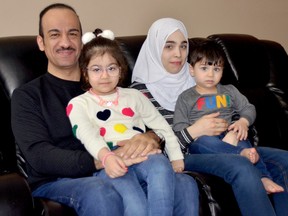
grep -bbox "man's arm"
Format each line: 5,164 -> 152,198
11,86 -> 96,177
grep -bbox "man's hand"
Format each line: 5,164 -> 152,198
115,131 -> 161,159
123,156 -> 148,167
94,156 -> 148,170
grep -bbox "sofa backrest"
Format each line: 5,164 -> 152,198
0,36 -> 47,173
116,35 -> 147,87
0,34 -> 287,174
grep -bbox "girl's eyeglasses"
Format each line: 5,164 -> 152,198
87,65 -> 120,77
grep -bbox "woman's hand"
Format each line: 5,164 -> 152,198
187,112 -> 228,139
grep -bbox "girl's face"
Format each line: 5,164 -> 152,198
190,58 -> 223,94
87,53 -> 120,95
161,30 -> 188,74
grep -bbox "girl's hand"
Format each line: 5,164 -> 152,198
104,154 -> 128,178
171,159 -> 184,173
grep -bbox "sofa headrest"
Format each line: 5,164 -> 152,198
208,34 -> 270,88
261,39 -> 288,97
0,36 -> 47,99
116,35 -> 146,87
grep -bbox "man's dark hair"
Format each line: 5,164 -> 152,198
39,3 -> 82,37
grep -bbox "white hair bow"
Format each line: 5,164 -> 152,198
82,30 -> 115,44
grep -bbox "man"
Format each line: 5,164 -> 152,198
11,3 -> 155,215
11,3 -> 198,215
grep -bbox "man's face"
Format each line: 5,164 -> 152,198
37,8 -> 82,73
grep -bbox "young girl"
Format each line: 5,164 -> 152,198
173,39 -> 284,194
66,29 -> 188,216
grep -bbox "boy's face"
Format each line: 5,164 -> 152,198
161,30 -> 188,74
190,58 -> 223,93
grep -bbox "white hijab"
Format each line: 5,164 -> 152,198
132,18 -> 195,111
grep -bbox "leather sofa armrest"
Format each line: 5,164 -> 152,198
0,172 -> 34,215
34,198 -> 77,216
184,171 -> 221,216
184,171 -> 241,216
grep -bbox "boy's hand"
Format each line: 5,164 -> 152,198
228,117 -> 249,140
188,112 -> 228,138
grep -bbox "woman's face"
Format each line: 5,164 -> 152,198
161,30 -> 188,74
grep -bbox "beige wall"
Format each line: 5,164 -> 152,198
1,0 -> 287,52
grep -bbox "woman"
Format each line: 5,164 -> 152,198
131,17 -> 288,216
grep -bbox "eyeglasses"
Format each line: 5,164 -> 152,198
87,65 -> 120,77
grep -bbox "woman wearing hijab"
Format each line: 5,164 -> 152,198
131,17 -> 288,216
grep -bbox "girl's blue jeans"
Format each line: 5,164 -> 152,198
33,154 -> 199,216
95,154 -> 174,216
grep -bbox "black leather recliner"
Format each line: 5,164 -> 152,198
0,34 -> 287,216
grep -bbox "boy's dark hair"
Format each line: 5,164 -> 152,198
79,29 -> 128,91
39,3 -> 82,37
190,39 -> 225,67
